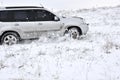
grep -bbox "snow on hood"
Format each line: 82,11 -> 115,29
59,16 -> 85,24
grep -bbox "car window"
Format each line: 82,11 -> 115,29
0,11 -> 12,22
34,10 -> 55,21
0,11 -> 7,21
27,10 -> 35,21
13,10 -> 28,21
0,10 -> 55,22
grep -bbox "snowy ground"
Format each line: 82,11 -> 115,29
0,6 -> 120,80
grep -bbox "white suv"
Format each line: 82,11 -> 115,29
0,6 -> 89,45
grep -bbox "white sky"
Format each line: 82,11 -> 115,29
0,0 -> 120,10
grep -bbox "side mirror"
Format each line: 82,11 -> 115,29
54,16 -> 60,21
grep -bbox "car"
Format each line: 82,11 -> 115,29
0,6 -> 89,45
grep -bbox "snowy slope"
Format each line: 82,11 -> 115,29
0,6 -> 120,80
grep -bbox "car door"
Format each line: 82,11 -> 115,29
33,9 -> 62,31
12,10 -> 39,38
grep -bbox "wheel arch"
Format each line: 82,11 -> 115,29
66,26 -> 82,35
0,30 -> 21,40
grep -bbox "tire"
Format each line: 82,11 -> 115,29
67,27 -> 80,39
1,32 -> 20,45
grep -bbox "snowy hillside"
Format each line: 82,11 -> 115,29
0,6 -> 120,80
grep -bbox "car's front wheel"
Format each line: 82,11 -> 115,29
65,27 -> 81,39
1,32 -> 20,45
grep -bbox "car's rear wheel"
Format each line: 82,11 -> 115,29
66,27 -> 81,39
1,32 -> 20,45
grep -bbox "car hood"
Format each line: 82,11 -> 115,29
59,16 -> 85,23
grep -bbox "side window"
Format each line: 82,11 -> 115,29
35,10 -> 55,21
0,11 -> 12,22
13,11 -> 28,21
0,11 -> 7,21
27,10 -> 35,21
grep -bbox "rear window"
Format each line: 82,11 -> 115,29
0,11 -> 12,22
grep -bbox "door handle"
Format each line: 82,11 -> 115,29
14,23 -> 19,26
38,23 -> 43,25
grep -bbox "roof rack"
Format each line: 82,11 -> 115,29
5,6 -> 44,9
